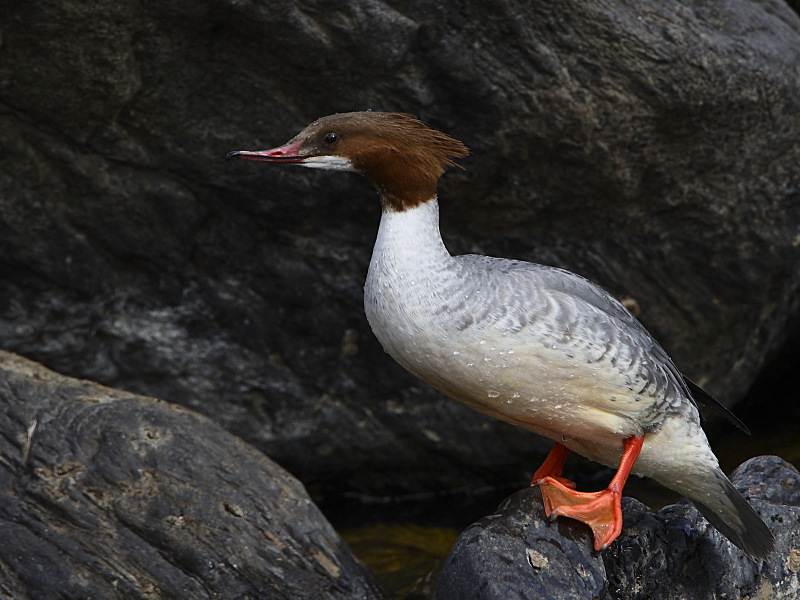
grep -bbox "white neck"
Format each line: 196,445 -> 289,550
372,199 -> 452,269
364,198 -> 456,362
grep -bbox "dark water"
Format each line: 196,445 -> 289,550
340,523 -> 461,599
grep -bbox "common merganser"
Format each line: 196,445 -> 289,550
228,112 -> 774,557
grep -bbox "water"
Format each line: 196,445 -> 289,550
340,523 -> 460,599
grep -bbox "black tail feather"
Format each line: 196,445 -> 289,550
691,476 -> 774,558
683,376 -> 750,434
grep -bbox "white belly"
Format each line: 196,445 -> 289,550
366,310 -> 641,449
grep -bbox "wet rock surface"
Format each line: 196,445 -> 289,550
0,350 -> 387,600
435,455 -> 800,600
0,0 -> 799,499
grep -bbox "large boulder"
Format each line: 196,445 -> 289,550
435,455 -> 799,600
0,0 -> 798,497
0,350 -> 386,599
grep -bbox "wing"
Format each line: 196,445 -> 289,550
534,265 -> 749,432
456,256 -> 744,431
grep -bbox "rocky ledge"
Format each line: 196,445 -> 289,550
1,348 -> 797,599
435,455 -> 799,599
0,350 -> 386,600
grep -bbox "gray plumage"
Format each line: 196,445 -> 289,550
365,199 -> 773,558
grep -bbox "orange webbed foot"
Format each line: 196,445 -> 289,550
538,475 -> 576,489
535,435 -> 644,551
538,476 -> 623,550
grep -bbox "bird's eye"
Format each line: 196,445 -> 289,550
324,132 -> 338,144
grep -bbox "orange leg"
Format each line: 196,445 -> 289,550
537,435 -> 644,551
531,443 -> 575,489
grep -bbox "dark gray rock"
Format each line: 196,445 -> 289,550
433,487 -> 606,600
435,456 -> 799,600
602,456 -> 800,599
0,350 -> 387,600
0,0 -> 798,498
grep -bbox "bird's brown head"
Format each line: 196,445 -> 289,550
228,112 -> 469,211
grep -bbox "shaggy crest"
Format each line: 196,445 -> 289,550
293,112 -> 469,210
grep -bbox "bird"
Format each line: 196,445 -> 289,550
228,111 -> 774,557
